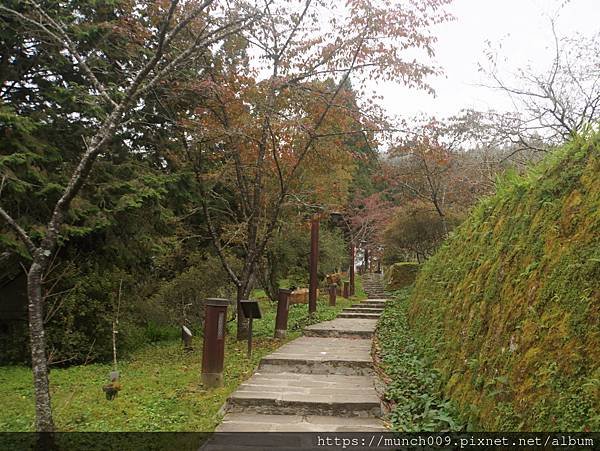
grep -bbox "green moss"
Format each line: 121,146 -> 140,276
385,262 -> 420,289
408,133 -> 600,431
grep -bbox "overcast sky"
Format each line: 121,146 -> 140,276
375,0 -> 600,119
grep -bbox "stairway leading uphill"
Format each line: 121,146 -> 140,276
215,274 -> 389,432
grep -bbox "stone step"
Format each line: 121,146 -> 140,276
258,337 -> 373,376
338,312 -> 381,319
304,318 -> 378,339
354,303 -> 385,309
343,307 -> 384,314
215,413 -> 386,432
352,304 -> 385,310
225,373 -> 381,417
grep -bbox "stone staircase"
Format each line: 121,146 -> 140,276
337,274 -> 386,320
361,272 -> 386,299
215,279 -> 390,433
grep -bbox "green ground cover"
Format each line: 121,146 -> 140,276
0,284 -> 362,432
375,288 -> 463,432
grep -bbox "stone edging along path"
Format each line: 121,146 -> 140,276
215,276 -> 389,432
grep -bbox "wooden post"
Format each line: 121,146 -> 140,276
201,298 -> 229,388
275,289 -> 291,338
309,216 -> 319,314
329,284 -> 337,306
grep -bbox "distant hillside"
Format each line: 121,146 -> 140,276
409,134 -> 599,431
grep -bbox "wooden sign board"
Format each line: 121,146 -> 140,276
240,300 -> 262,319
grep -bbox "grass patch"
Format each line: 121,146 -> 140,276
374,288 -> 463,432
0,285 -> 360,432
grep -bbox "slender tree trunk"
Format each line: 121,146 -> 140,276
236,283 -> 250,340
308,216 -> 319,315
27,261 -> 54,432
349,243 -> 355,296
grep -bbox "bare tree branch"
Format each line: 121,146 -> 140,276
0,206 -> 35,255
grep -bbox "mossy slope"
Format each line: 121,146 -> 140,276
386,262 -> 420,290
409,134 -> 600,431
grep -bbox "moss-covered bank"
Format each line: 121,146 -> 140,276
409,134 -> 600,431
385,262 -> 420,290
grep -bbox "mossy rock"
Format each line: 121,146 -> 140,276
408,133 -> 600,431
386,262 -> 420,289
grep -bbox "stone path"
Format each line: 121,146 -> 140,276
216,274 -> 389,432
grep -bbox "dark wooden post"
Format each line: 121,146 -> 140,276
275,288 -> 292,338
201,298 -> 229,388
364,248 -> 369,273
343,281 -> 349,298
349,243 -> 355,296
309,216 -> 319,314
329,284 -> 337,306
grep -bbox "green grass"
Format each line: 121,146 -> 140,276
0,285 -> 361,432
375,288 -> 463,432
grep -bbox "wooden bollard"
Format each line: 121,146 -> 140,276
343,281 -> 349,298
329,284 -> 337,306
275,288 -> 292,338
201,298 -> 229,389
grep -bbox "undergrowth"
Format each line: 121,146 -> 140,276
375,288 -> 463,432
1,285 -> 362,432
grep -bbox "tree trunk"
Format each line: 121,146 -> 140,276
349,243 -> 355,296
236,284 -> 249,341
27,261 -> 55,432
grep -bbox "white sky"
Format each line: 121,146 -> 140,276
374,0 -> 600,119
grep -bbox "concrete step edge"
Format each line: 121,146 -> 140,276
226,397 -> 382,418
337,316 -> 380,319
304,329 -> 373,339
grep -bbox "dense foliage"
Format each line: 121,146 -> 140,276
409,133 -> 600,430
0,0 -> 386,364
